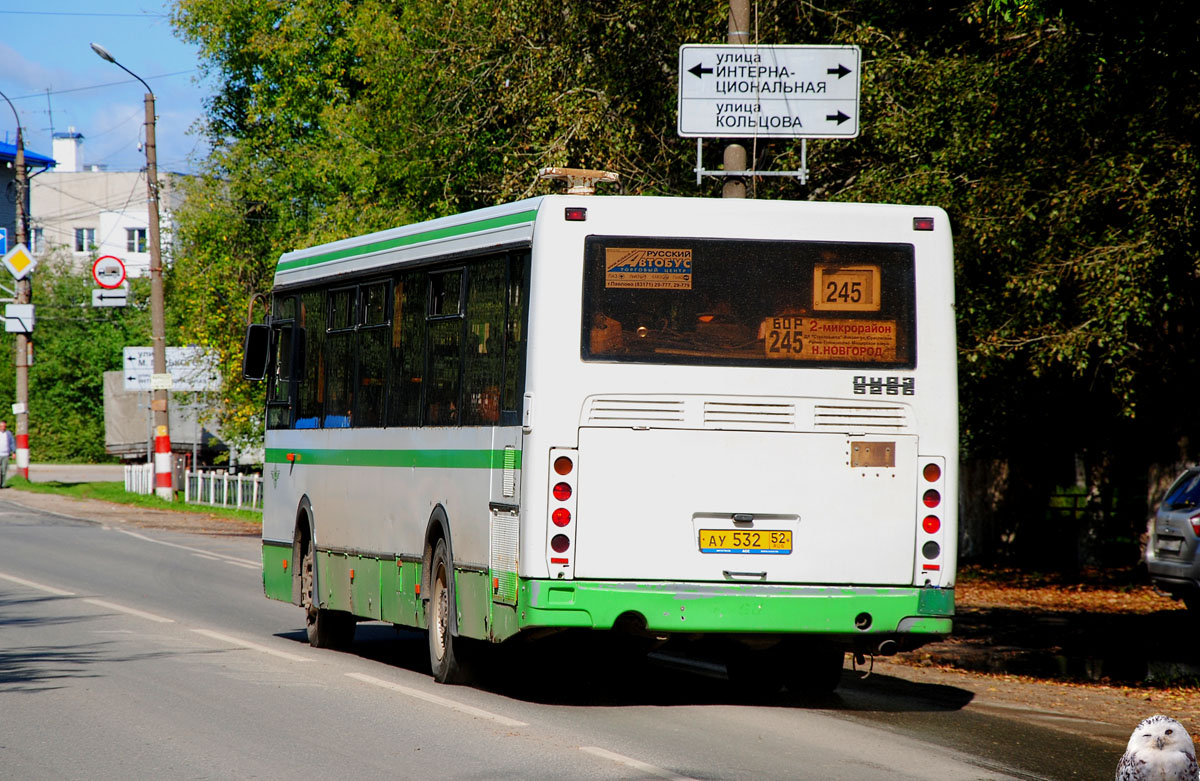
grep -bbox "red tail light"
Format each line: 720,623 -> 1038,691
922,489 -> 941,508
922,515 -> 941,533
1191,513 -> 1200,536
551,534 -> 570,553
553,482 -> 572,501
552,508 -> 571,527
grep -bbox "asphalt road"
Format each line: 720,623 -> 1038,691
0,496 -> 1119,779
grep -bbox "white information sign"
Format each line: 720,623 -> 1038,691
123,346 -> 222,393
677,44 -> 861,139
92,288 -> 128,308
4,303 -> 34,333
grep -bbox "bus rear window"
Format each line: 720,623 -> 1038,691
581,236 -> 917,368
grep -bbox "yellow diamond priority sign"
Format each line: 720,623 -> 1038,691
3,243 -> 36,280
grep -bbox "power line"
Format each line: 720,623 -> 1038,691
7,71 -> 196,102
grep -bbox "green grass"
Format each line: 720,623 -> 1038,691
6,476 -> 263,525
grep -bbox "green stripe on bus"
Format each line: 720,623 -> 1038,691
520,580 -> 955,634
264,447 -> 522,469
276,210 -> 538,272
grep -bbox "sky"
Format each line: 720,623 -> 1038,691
0,2 -> 211,174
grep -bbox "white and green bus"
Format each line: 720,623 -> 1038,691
244,193 -> 957,690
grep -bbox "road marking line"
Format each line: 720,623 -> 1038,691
192,629 -> 313,663
0,572 -> 76,596
114,528 -> 260,567
345,672 -> 528,727
580,747 -> 698,781
82,598 -> 175,623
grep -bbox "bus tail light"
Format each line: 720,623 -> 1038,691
915,456 -> 947,585
547,448 -> 578,578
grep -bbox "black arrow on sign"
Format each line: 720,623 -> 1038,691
827,63 -> 851,78
826,111 -> 851,125
688,62 -> 713,78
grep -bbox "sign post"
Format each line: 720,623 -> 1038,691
677,43 -> 861,186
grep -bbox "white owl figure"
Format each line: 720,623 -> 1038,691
1116,715 -> 1199,781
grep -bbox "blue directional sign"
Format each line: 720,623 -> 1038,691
0,227 -> 7,256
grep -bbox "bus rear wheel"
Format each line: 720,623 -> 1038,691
426,539 -> 470,684
301,536 -> 355,649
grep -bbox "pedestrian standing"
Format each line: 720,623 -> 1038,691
0,420 -> 15,488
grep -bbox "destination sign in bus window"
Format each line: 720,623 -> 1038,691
813,265 -> 881,311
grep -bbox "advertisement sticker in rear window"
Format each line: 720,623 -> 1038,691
605,248 -> 693,290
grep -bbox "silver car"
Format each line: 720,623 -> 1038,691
1147,467 -> 1200,612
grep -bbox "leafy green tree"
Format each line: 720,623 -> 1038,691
170,0 -> 1200,565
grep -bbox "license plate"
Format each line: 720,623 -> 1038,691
1157,537 -> 1183,554
699,529 -> 792,554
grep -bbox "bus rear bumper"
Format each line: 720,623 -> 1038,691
519,580 -> 953,636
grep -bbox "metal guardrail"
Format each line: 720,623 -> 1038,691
184,469 -> 264,511
124,463 -> 263,511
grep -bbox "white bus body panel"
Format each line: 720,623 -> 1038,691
573,428 -> 917,585
518,196 -> 957,587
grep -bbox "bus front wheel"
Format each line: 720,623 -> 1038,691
301,536 -> 355,649
426,538 -> 470,684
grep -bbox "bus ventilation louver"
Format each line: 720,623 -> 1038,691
586,398 -> 685,424
703,401 -> 795,430
813,404 -> 909,431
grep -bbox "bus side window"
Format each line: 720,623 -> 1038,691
355,281 -> 390,428
463,257 -> 505,425
295,289 -> 325,429
266,322 -> 293,430
501,251 -> 529,425
388,271 -> 425,427
324,287 -> 356,429
425,270 -> 464,426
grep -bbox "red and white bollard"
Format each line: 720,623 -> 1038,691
16,433 -> 29,479
154,424 -> 173,500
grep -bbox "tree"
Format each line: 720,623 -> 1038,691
170,0 -> 1200,566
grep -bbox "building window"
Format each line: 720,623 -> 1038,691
126,228 -> 148,253
74,227 -> 96,252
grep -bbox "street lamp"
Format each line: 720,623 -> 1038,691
91,42 -> 173,501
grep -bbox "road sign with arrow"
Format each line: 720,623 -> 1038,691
677,44 -> 861,139
92,288 -> 128,308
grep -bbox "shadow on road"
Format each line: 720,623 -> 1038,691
277,623 -> 976,713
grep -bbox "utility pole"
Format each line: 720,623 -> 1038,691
91,42 -> 173,500
722,0 -> 750,199
0,88 -> 31,479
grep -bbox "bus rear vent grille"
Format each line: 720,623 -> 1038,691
814,404 -> 909,430
704,401 -> 795,430
586,398 -> 685,424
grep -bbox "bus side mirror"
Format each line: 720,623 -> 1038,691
242,323 -> 271,381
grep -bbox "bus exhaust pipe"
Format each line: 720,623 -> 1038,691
875,639 -> 899,657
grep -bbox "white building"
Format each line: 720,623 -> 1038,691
29,129 -> 183,277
